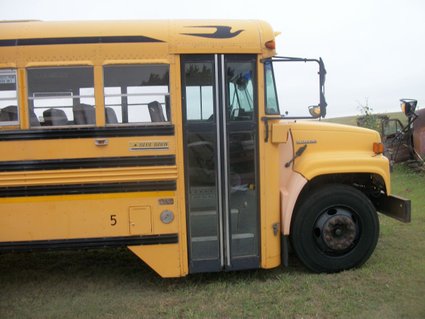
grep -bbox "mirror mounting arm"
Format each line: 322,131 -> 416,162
262,56 -> 328,118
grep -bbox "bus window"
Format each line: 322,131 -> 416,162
103,65 -> 170,124
0,69 -> 19,126
264,61 -> 280,115
184,62 -> 214,121
227,61 -> 255,121
27,66 -> 95,127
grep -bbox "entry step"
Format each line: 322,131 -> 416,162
190,209 -> 239,216
191,232 -> 254,242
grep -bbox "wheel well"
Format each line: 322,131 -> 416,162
295,173 -> 387,211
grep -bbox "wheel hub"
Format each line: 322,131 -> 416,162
321,214 -> 356,251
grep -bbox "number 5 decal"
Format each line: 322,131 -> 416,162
110,214 -> 117,226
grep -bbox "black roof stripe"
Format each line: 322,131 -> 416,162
0,35 -> 164,47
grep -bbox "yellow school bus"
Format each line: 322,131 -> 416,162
0,20 -> 410,277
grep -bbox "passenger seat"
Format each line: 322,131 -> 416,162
0,105 -> 18,122
105,107 -> 118,124
73,104 -> 95,125
148,101 -> 166,122
43,108 -> 68,126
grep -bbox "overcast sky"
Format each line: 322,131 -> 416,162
1,0 -> 424,118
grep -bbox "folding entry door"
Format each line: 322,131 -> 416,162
182,54 -> 260,273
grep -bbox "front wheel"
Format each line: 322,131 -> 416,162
291,184 -> 379,273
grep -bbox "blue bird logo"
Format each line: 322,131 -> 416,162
181,26 -> 244,39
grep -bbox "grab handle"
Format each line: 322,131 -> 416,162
95,138 -> 109,146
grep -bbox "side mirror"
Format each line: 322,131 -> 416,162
265,56 -> 328,119
400,99 -> 417,117
318,58 -> 327,118
308,105 -> 321,118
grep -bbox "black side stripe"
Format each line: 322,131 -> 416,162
0,35 -> 164,47
0,125 -> 174,141
0,180 -> 176,198
0,155 -> 175,172
0,234 -> 178,252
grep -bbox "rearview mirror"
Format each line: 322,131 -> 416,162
400,99 -> 417,117
308,105 -> 321,118
318,58 -> 327,118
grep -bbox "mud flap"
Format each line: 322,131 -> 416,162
281,235 -> 289,267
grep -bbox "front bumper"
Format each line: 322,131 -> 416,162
374,195 -> 411,223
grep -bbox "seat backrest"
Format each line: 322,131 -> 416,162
73,104 -> 95,125
29,109 -> 40,126
148,101 -> 166,122
0,105 -> 18,122
43,108 -> 68,126
105,107 -> 118,124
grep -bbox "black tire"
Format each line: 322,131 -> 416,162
290,184 -> 379,273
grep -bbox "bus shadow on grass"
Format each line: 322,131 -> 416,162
0,248 -> 309,289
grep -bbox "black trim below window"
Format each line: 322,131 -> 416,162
0,234 -> 178,252
0,180 -> 176,198
0,35 -> 164,47
0,155 -> 176,172
0,125 -> 174,141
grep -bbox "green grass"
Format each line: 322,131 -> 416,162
1,165 -> 424,319
325,111 -> 407,127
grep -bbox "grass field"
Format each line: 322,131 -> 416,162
0,164 -> 424,319
325,111 -> 407,127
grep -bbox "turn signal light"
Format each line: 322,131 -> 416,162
265,40 -> 276,50
373,142 -> 384,154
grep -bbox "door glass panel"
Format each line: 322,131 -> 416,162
228,132 -> 258,257
225,58 -> 259,260
183,60 -> 220,265
226,62 -> 254,121
184,63 -> 214,121
187,133 -> 219,260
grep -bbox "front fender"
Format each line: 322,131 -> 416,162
293,151 -> 391,195
275,121 -> 392,236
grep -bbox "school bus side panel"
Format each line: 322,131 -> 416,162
0,41 -> 186,277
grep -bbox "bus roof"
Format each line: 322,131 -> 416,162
0,20 -> 277,55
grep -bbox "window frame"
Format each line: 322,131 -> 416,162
264,60 -> 280,115
26,65 -> 95,128
0,69 -> 19,127
226,59 -> 256,122
103,63 -> 171,126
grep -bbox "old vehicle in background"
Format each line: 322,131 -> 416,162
381,99 -> 425,169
